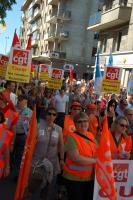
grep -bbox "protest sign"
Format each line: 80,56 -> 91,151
6,47 -> 32,83
94,160 -> 133,200
101,66 -> 122,94
47,68 -> 64,89
38,64 -> 50,81
0,54 -> 9,78
127,68 -> 133,95
30,64 -> 38,80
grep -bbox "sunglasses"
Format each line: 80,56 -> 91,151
47,112 -> 56,116
77,120 -> 88,124
119,123 -> 128,129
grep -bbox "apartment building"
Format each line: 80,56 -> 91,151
20,0 -> 99,79
88,0 -> 133,87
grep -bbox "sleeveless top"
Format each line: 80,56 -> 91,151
32,119 -> 62,176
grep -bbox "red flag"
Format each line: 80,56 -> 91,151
12,30 -> 21,48
69,65 -> 73,81
14,106 -> 37,200
95,115 -> 117,200
26,35 -> 32,50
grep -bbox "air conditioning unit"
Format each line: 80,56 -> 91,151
50,52 -> 59,58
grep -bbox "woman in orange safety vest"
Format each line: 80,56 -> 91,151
0,111 -> 13,178
63,112 -> 97,200
109,116 -> 132,160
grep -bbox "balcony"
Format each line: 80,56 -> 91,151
42,51 -> 66,59
59,31 -> 69,40
32,24 -> 39,32
28,8 -> 41,23
44,31 -> 69,41
48,0 -> 59,6
31,39 -> 38,46
46,10 -> 71,24
88,4 -> 132,31
44,32 -> 57,41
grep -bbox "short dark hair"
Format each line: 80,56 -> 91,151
18,95 -> 28,101
5,81 -> 15,89
46,106 -> 57,115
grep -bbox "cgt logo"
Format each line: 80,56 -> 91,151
40,64 -> 49,73
12,49 -> 29,66
52,69 -> 63,79
113,163 -> 129,182
106,67 -> 120,80
0,55 -> 9,65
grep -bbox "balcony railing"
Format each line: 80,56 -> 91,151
44,31 -> 69,41
42,51 -> 66,59
88,1 -> 132,31
46,9 -> 71,23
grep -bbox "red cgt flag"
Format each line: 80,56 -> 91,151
95,115 -> 117,200
12,29 -> 21,48
14,106 -> 37,200
26,34 -> 32,50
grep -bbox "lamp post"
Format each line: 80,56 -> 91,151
5,36 -> 9,55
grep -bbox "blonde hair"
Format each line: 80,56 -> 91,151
111,116 -> 129,136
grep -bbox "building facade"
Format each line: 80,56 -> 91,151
88,0 -> 133,87
20,0 -> 99,79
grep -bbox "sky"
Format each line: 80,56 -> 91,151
0,0 -> 24,55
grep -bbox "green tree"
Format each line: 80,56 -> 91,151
0,0 -> 16,24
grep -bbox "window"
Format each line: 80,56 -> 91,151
117,31 -> 122,51
92,47 -> 97,57
103,35 -> 107,53
94,32 -> 99,40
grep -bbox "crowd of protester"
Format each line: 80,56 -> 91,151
0,79 -> 133,200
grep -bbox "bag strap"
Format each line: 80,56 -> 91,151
74,131 -> 94,143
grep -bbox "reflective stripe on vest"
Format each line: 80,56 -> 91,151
0,167 -> 4,176
6,110 -> 14,129
0,111 -> 13,151
0,129 -> 6,150
68,164 -> 93,171
0,155 -> 4,160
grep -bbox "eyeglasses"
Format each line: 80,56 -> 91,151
119,123 -> 128,129
47,112 -> 56,116
77,120 -> 88,124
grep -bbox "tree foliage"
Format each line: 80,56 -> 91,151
0,0 -> 16,24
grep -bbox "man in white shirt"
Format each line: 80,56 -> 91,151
54,86 -> 69,128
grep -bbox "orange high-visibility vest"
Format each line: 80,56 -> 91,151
88,114 -> 98,137
0,124 -> 13,177
4,109 -> 19,130
109,131 -> 132,159
63,115 -> 75,141
64,132 -> 97,179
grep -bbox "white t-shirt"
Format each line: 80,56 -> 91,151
10,92 -> 18,106
54,94 -> 69,113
